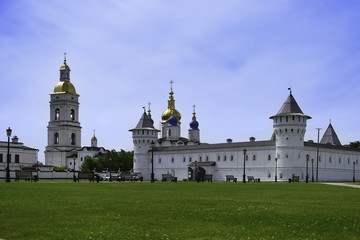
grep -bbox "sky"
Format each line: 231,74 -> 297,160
1,0 -> 360,163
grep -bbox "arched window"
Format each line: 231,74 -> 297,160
55,109 -> 60,120
54,133 -> 59,144
70,109 -> 75,121
71,133 -> 76,145
168,129 -> 172,136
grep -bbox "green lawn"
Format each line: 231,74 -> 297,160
0,182 -> 359,240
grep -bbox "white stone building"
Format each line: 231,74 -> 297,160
130,87 -> 360,182
0,135 -> 38,170
45,58 -> 106,170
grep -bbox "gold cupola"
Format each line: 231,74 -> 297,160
50,57 -> 79,96
161,85 -> 181,123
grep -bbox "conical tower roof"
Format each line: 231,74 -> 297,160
320,123 -> 341,146
270,93 -> 311,119
129,111 -> 160,132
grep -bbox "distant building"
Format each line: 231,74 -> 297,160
0,136 -> 38,170
130,85 -> 360,182
45,58 -> 106,170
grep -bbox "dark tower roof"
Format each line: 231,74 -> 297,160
129,112 -> 160,132
320,123 -> 342,146
270,93 -> 311,119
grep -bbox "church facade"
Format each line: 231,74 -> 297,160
44,59 -> 106,170
130,86 -> 360,182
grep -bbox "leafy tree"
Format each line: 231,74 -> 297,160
53,166 -> 68,171
349,141 -> 360,148
80,150 -> 134,172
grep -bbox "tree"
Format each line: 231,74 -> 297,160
80,150 -> 134,172
349,141 -> 360,148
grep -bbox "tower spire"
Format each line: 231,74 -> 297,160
192,104 -> 197,121
148,102 -> 152,118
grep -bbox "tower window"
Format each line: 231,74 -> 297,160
159,158 -> 161,163
171,158 -> 174,163
286,116 -> 288,122
55,109 -> 60,120
280,117 -> 282,122
224,156 -> 226,161
183,157 -> 186,162
298,116 -> 300,122
329,157 -> 332,163
217,156 -> 220,161
206,156 -> 209,161
71,133 -> 76,145
292,116 -> 295,121
253,155 -> 256,161
199,156 -> 202,162
70,109 -> 75,121
268,155 -> 271,161
0,154 -> 2,162
231,155 -> 234,161
168,129 -> 171,136
54,133 -> 59,144
189,157 -> 192,162
339,158 -> 341,164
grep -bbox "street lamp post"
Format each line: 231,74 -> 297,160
306,154 -> 309,183
243,149 -> 247,183
316,128 -> 321,182
194,161 -> 198,182
109,158 -> 112,182
73,155 -> 76,182
151,141 -> 155,183
353,162 -> 356,183
6,127 -> 12,183
311,159 -> 314,182
275,157 -> 278,183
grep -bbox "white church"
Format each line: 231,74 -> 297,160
130,84 -> 360,182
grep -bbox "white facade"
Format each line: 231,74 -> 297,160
0,136 -> 38,171
131,88 -> 360,182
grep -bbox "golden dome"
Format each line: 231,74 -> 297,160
91,135 -> 97,141
162,108 -> 181,123
59,59 -> 71,71
50,81 -> 79,96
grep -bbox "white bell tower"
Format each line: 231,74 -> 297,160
45,55 -> 82,167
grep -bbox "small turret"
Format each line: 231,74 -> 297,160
91,130 -> 98,147
188,105 -> 200,142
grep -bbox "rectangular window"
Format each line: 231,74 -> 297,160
231,155 -> 234,161
199,157 -> 202,162
189,157 -> 192,162
171,158 -> 174,163
183,157 -> 186,163
224,156 -> 226,161
0,154 -> 2,162
159,158 -> 161,163
15,154 -> 20,163
206,156 -> 209,161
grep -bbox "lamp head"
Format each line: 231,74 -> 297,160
243,149 -> 247,155
6,127 -> 12,137
312,159 -> 314,163
151,141 -> 155,148
275,157 -> 278,162
73,155 -> 76,160
306,154 -> 309,160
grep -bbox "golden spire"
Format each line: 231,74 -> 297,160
148,102 -> 152,118
192,104 -> 197,121
59,52 -> 71,71
161,80 -> 181,123
91,129 -> 97,141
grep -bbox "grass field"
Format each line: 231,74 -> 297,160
0,181 -> 359,240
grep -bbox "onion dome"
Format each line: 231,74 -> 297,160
91,135 -> 97,141
189,105 -> 199,130
167,116 -> 178,127
161,87 -> 181,123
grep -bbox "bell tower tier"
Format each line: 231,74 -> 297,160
45,57 -> 82,167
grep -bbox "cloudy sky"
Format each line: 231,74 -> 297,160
1,0 -> 360,163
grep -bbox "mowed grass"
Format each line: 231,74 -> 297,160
0,182 -> 359,240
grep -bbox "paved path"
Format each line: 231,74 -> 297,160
323,183 -> 360,188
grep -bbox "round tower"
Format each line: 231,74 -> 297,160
269,90 -> 311,179
129,108 -> 160,180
